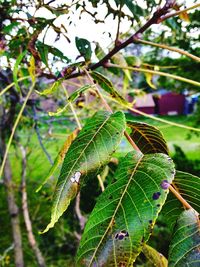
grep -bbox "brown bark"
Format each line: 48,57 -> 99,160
20,145 -> 46,267
3,158 -> 24,267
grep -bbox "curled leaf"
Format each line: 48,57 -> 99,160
127,121 -> 169,155
36,129 -> 79,193
91,71 -> 131,106
36,80 -> 61,96
142,244 -> 168,267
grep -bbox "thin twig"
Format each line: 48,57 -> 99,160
33,106 -> 53,165
105,63 -> 200,87
84,68 -> 140,151
136,39 -> 200,62
64,1 -> 178,80
97,174 -> 105,192
159,3 -> 200,22
0,82 -> 35,179
0,76 -> 31,97
84,69 -> 112,112
75,193 -> 87,230
115,3 -> 123,46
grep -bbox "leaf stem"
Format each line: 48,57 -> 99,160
84,69 -> 112,113
169,185 -> 196,212
136,39 -> 200,62
84,69 -> 140,151
0,81 -> 35,179
62,83 -> 82,130
106,63 -> 200,87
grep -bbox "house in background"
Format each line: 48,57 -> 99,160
152,89 -> 185,115
130,89 -> 199,116
133,94 -> 155,115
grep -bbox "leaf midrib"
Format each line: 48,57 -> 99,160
88,153 -> 143,266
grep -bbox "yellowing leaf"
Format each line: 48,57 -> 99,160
179,11 -> 190,23
48,104 -> 69,117
145,72 -> 156,89
28,56 -> 36,83
36,129 -> 79,193
142,244 -> 168,267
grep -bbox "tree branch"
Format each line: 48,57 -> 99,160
20,145 -> 46,267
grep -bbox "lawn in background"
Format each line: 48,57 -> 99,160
126,114 -> 200,160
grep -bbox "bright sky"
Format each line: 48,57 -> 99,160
2,0 -> 196,69
30,0 -> 196,63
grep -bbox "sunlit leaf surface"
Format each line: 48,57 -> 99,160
77,151 -> 175,266
42,111 -> 126,233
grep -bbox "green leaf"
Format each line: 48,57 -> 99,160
13,50 -> 27,91
75,37 -> 92,61
43,5 -> 69,16
168,209 -> 200,267
36,80 -> 62,96
42,111 -> 126,233
124,0 -> 145,21
77,151 -> 175,266
36,129 -> 79,193
161,171 -> 200,230
3,21 -> 20,34
127,121 -> 169,155
36,41 -> 70,66
95,42 -> 106,60
90,71 -> 131,106
112,53 -> 132,81
125,55 -> 142,67
68,84 -> 93,102
48,84 -> 92,116
142,244 -> 168,267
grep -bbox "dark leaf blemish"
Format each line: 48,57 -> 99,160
152,192 -> 161,200
115,233 -> 119,239
115,230 -> 129,240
